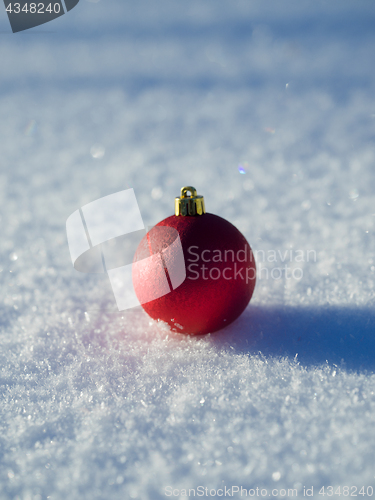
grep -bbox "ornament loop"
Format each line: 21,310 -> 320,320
180,186 -> 197,198
175,186 -> 206,216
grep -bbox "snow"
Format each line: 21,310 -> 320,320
1,0 -> 375,498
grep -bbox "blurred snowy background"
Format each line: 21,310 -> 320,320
1,0 -> 375,498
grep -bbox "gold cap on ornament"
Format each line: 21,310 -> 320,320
175,186 -> 206,216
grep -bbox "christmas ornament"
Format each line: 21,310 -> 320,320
132,186 -> 256,335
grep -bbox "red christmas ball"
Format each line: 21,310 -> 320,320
132,187 -> 256,335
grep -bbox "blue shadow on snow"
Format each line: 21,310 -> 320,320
215,306 -> 375,373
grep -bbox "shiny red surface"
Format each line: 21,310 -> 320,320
133,213 -> 256,335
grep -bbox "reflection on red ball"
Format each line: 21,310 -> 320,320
132,213 -> 256,335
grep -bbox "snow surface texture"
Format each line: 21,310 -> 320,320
1,1 -> 375,498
